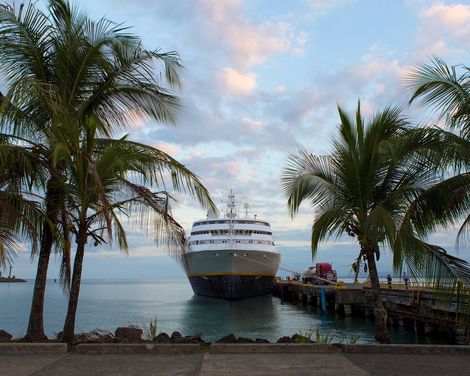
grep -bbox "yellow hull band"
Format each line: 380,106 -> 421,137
188,272 -> 275,277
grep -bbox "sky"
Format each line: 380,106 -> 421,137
5,0 -> 470,279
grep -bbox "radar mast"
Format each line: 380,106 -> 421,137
225,190 -> 237,219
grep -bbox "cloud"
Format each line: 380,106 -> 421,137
308,0 -> 352,12
199,0 -> 295,69
274,85 -> 287,93
240,118 -> 263,132
409,2 -> 470,60
153,142 -> 180,156
423,3 -> 470,41
218,68 -> 257,95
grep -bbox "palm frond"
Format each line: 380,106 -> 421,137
282,149 -> 335,216
405,57 -> 470,139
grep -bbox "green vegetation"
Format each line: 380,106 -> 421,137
283,71 -> 470,342
146,316 -> 158,340
295,327 -> 359,344
0,0 -> 215,344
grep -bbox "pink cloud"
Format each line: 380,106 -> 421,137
154,142 -> 180,155
424,3 -> 470,33
218,68 -> 257,95
199,0 -> 300,69
274,85 -> 287,93
240,118 -> 263,132
410,2 -> 470,59
346,56 -> 407,89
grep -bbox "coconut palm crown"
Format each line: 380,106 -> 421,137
0,0 -> 215,341
282,103 -> 470,342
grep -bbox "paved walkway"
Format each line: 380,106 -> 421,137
2,352 -> 470,375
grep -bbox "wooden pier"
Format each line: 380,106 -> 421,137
272,280 -> 469,344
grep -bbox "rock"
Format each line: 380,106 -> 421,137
185,334 -> 205,343
171,335 -> 202,344
87,330 -> 114,343
73,333 -> 89,344
0,330 -> 12,342
171,336 -> 189,344
236,337 -> 254,343
216,333 -> 237,343
276,336 -> 293,343
153,332 -> 170,343
292,333 -> 313,343
114,326 -> 143,342
170,331 -> 182,341
255,338 -> 270,343
95,334 -> 113,343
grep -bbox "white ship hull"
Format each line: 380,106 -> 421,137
184,249 -> 280,299
185,191 -> 280,299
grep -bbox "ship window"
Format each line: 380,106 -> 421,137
194,220 -> 270,227
191,229 -> 272,236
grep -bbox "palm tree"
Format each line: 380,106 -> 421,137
0,0 -> 203,341
60,126 -> 214,345
282,103 -> 470,343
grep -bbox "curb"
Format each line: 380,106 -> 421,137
342,344 -> 470,354
0,343 -> 68,354
210,344 -> 342,353
209,343 -> 470,354
2,343 -> 469,355
75,343 -> 200,354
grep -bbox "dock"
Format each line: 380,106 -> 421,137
273,280 -> 470,344
0,277 -> 27,282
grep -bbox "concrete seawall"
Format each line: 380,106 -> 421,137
1,342 -> 470,354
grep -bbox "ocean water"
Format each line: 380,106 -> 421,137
0,279 -> 451,343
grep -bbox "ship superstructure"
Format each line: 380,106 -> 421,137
183,191 -> 280,299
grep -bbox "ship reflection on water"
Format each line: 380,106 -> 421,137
181,294 -> 281,341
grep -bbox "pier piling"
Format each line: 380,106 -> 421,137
343,304 -> 352,316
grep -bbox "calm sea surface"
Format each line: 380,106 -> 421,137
0,279 -> 451,343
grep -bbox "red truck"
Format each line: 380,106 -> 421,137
302,263 -> 337,284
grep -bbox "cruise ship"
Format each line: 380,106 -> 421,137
183,191 -> 280,299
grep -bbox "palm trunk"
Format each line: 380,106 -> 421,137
25,185 -> 57,341
62,223 -> 87,346
25,225 -> 52,341
365,245 -> 391,343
